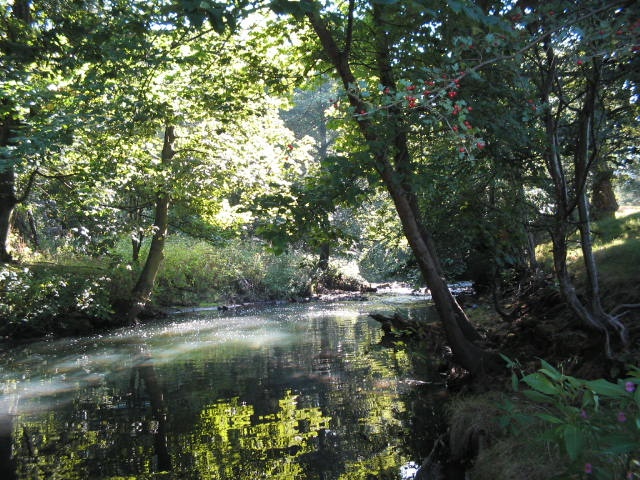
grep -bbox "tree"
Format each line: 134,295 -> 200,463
266,0 -> 502,374
1,0 -> 38,262
250,85 -> 371,276
517,0 -> 639,355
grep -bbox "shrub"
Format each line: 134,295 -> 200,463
145,236 -> 313,306
500,357 -> 640,480
0,265 -> 114,336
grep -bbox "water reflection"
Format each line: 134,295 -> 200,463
0,298 -> 444,479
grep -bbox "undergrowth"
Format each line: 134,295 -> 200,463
0,236 -> 317,338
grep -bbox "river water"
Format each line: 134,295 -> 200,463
0,293 -> 448,479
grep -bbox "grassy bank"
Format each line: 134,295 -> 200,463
444,207 -> 640,479
0,237 -> 324,338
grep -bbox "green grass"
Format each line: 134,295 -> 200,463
1,235 -> 316,338
534,207 -> 640,306
109,235 -> 315,306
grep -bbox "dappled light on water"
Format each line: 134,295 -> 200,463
0,295 -> 445,479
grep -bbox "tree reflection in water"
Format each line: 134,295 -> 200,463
3,302 -> 443,479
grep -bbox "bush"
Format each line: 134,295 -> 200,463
0,265 -> 114,337
499,357 -> 640,480
144,236 -> 314,306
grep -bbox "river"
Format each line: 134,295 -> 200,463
0,292 -> 449,479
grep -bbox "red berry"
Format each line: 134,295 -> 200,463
448,91 -> 458,99
477,141 -> 486,150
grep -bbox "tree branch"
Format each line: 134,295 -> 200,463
16,168 -> 39,203
467,0 -> 629,78
343,0 -> 355,59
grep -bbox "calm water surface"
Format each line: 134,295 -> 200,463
0,294 -> 446,479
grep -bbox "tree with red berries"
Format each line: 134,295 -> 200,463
265,0 -> 509,375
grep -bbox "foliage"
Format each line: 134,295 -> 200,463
0,236 -> 319,337
109,236 -> 315,306
500,356 -> 640,479
534,209 -> 640,309
0,264 -> 114,336
192,392 -> 330,479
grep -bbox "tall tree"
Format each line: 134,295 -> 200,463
0,0 -> 33,262
519,0 -> 639,354
126,125 -> 175,322
268,0 -> 502,374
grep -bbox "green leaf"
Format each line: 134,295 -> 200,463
522,390 -> 553,403
522,372 -> 559,395
535,413 -> 564,424
582,389 -> 595,409
600,441 -> 637,455
538,359 -> 562,380
563,425 -> 584,461
586,379 -> 624,398
499,352 -> 515,368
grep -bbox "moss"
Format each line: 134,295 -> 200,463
447,392 -> 505,463
446,392 -> 564,480
469,436 -> 563,480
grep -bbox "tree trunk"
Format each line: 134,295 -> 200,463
126,126 -> 175,323
590,165 -> 618,221
573,69 -> 627,350
318,242 -> 330,271
132,227 -> 144,263
303,1 -> 496,375
26,209 -> 39,248
0,127 -> 17,263
0,1 -> 33,263
539,42 -> 627,355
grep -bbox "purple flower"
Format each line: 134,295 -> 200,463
585,463 -> 593,474
580,409 -> 588,419
625,381 -> 636,393
617,411 -> 627,423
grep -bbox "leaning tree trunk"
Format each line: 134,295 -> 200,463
126,126 -> 175,323
303,1 -> 496,375
573,65 -> 627,350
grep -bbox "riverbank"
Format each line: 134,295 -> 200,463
403,282 -> 640,480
